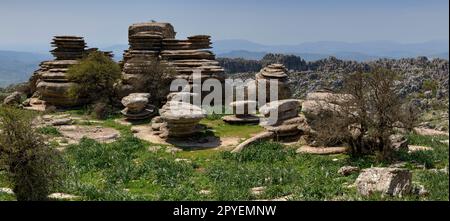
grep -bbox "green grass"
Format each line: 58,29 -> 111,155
201,119 -> 264,138
37,126 -> 62,136
0,111 -> 448,201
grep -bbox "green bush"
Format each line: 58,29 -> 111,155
0,107 -> 62,201
66,51 -> 121,104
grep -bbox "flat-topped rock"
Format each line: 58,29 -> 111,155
230,100 -> 257,115
255,63 -> 291,101
167,92 -> 201,103
296,146 -> 349,155
259,99 -> 301,116
160,101 -> 206,121
222,115 -> 260,124
121,93 -> 151,112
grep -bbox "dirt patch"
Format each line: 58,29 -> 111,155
132,125 -> 240,149
56,125 -> 120,144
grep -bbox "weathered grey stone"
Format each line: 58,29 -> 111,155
121,93 -> 150,112
389,134 -> 409,152
3,91 -> 22,105
355,167 -> 412,197
338,166 -> 360,176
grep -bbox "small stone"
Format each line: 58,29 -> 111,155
250,186 -> 266,196
3,91 -> 22,106
389,134 -> 409,152
408,145 -> 433,153
175,158 -> 191,163
413,185 -> 429,197
48,193 -> 80,200
0,187 -> 14,195
148,146 -> 162,152
51,118 -> 73,126
338,166 -> 359,176
199,190 -> 211,195
389,162 -> 408,168
165,147 -> 182,154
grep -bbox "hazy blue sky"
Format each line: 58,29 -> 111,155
0,0 -> 448,52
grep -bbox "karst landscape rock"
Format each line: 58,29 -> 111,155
0,19 -> 448,203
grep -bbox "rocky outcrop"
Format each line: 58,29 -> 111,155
3,91 -> 22,106
224,56 -> 449,112
222,100 -> 259,124
355,167 -> 412,197
158,101 -> 206,138
28,36 -> 112,107
120,93 -> 157,120
232,99 -> 303,152
256,64 -> 291,102
118,22 -> 225,103
30,36 -> 87,106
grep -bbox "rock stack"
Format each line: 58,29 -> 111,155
121,93 -> 157,120
256,64 -> 291,102
222,100 -> 259,124
158,101 -> 206,138
50,36 -> 86,60
32,36 -> 88,107
119,23 -> 170,95
160,35 -> 224,84
118,22 -> 225,102
259,99 -> 303,140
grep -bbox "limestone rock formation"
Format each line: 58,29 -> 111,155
300,91 -> 348,144
3,91 -> 22,106
118,22 -> 225,102
120,93 -> 157,120
255,64 -> 291,102
232,99 -> 302,152
222,100 -> 259,124
28,36 -> 110,107
32,36 -> 88,107
355,167 -> 412,197
158,101 -> 206,138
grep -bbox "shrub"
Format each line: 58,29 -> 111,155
66,51 -> 121,104
91,102 -> 111,120
313,68 -> 413,160
0,107 -> 62,201
130,57 -> 177,106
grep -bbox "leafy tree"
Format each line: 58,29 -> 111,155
313,68 -> 416,160
66,51 -> 121,104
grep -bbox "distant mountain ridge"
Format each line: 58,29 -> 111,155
0,38 -> 448,87
0,50 -> 51,87
213,39 -> 449,61
101,39 -> 449,61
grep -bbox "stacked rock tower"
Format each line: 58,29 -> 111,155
259,99 -> 303,140
32,36 -> 88,107
256,63 -> 292,102
119,22 -> 225,103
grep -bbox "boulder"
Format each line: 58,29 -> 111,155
159,101 -> 206,137
389,134 -> 409,151
338,166 -> 360,176
121,93 -> 150,112
355,167 -> 412,197
230,100 -> 257,115
3,91 -> 22,106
